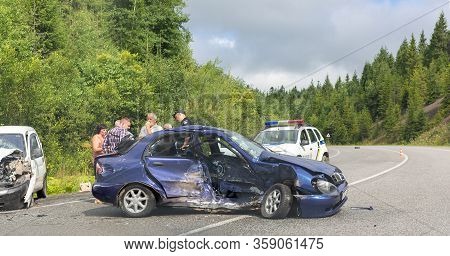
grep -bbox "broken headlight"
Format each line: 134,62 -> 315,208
312,179 -> 338,196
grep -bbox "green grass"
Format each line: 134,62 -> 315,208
47,175 -> 95,195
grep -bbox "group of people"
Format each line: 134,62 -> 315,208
91,109 -> 191,157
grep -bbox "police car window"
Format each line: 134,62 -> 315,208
307,129 -> 318,143
313,129 -> 323,141
300,130 -> 308,143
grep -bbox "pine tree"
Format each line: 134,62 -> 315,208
424,12 -> 448,66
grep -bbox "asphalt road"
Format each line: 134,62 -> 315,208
1,145 -> 449,236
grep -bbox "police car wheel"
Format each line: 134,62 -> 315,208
322,155 -> 330,163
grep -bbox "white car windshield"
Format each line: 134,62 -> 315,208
0,134 -> 26,152
254,130 -> 299,145
225,131 -> 265,159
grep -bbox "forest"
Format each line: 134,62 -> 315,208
0,0 -> 449,179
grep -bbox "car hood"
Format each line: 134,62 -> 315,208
260,151 -> 336,176
0,148 -> 22,161
263,144 -> 299,156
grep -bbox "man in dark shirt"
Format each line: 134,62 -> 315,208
173,109 -> 192,126
173,110 -> 192,149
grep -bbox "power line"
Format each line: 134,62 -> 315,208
282,1 -> 450,90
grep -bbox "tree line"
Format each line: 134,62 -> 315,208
0,0 -> 448,176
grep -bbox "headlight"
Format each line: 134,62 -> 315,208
313,179 -> 338,196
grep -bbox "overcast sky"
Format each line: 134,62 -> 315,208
184,0 -> 450,91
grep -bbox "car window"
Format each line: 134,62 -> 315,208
313,129 -> 324,141
0,134 -> 26,153
146,133 -> 192,157
30,134 -> 43,159
198,135 -> 240,159
307,129 -> 318,143
300,130 -> 309,144
254,130 -> 298,145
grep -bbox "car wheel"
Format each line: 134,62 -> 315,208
36,175 -> 47,199
322,154 -> 330,163
261,184 -> 292,219
119,184 -> 156,218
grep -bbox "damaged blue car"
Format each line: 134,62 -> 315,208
92,126 -> 348,219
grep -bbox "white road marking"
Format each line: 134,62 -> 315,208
177,215 -> 251,236
0,198 -> 94,214
349,148 -> 409,186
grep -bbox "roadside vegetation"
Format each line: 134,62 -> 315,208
0,1 -> 448,194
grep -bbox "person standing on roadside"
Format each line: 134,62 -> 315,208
91,124 -> 107,159
173,109 -> 192,126
139,112 -> 163,138
173,110 -> 192,149
102,117 -> 133,154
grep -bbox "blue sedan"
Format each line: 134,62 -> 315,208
92,125 -> 348,219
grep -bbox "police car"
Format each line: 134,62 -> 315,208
254,120 -> 330,162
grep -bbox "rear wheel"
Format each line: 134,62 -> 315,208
261,184 -> 292,219
119,184 -> 156,218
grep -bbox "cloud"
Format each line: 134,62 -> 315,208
208,36 -> 236,49
184,0 -> 450,90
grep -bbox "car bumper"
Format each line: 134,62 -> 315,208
92,182 -> 123,205
293,183 -> 348,218
0,181 -> 29,211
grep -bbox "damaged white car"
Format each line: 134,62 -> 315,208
0,126 -> 47,210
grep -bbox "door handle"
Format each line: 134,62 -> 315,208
152,162 -> 164,166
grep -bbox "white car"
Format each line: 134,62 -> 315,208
254,120 -> 330,162
0,126 -> 47,210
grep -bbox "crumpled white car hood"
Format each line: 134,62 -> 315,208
0,148 -> 22,161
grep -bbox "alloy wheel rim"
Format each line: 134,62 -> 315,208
264,189 -> 281,214
124,188 -> 149,214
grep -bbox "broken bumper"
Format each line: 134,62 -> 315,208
294,183 -> 348,218
0,180 -> 29,211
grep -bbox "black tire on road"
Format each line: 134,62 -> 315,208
119,184 -> 156,218
322,154 -> 330,163
261,183 -> 292,219
36,175 -> 47,199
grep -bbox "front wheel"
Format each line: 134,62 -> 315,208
322,154 -> 330,163
36,175 -> 47,199
119,184 -> 156,218
261,184 -> 292,219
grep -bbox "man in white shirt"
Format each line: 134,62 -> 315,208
139,112 -> 163,137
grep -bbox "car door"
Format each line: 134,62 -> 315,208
298,129 -> 311,159
29,133 -> 46,191
306,128 -> 319,160
144,132 -> 206,198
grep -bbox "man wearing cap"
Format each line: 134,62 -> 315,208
173,109 -> 192,126
173,109 -> 192,149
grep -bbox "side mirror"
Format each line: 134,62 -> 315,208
300,139 -> 309,146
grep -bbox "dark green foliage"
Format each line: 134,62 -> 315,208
0,1 -> 448,179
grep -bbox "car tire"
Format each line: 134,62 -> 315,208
322,154 -> 330,163
261,183 -> 292,219
119,184 -> 156,218
36,175 -> 47,199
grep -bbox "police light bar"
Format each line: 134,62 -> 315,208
265,119 -> 304,127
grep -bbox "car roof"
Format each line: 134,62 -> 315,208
170,125 -> 229,133
261,125 -> 317,132
0,126 -> 37,135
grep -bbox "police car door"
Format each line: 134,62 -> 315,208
298,129 -> 310,159
306,129 -> 319,160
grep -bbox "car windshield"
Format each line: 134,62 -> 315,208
225,131 -> 265,159
0,134 -> 26,153
254,130 -> 299,145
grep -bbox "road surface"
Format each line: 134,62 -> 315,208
1,145 -> 449,235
